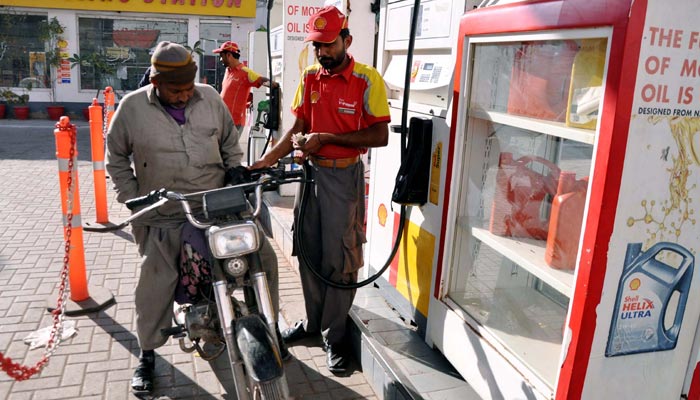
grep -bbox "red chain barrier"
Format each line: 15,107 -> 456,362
0,117 -> 74,380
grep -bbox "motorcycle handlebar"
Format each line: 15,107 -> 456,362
125,188 -> 168,211
86,163 -> 309,232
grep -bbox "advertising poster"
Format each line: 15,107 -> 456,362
584,1 -> 700,398
29,52 -> 47,87
280,0 -> 325,134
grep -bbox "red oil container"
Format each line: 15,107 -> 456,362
489,152 -> 560,240
545,171 -> 588,270
507,40 -> 579,122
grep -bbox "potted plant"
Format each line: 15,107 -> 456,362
0,92 -> 6,119
3,88 -> 31,120
39,17 -> 67,120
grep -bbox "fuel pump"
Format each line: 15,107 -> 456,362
247,85 -> 280,166
247,0 -> 281,166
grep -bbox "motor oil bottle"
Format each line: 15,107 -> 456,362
545,171 -> 588,270
566,38 -> 607,130
606,242 -> 694,357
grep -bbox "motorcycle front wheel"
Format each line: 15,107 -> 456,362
235,314 -> 289,399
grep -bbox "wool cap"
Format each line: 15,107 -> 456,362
305,6 -> 348,43
149,41 -> 197,84
212,41 -> 240,54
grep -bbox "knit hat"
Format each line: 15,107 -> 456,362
305,6 -> 348,43
149,41 -> 197,84
212,41 -> 240,54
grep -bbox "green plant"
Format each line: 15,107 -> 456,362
39,17 -> 66,68
68,52 -> 117,98
2,89 -> 29,105
183,40 -> 204,57
38,17 -> 67,103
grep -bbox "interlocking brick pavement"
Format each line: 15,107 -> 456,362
0,120 -> 377,399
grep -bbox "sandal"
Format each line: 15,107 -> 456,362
131,356 -> 155,393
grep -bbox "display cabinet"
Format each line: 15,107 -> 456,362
428,1 -> 700,399
443,29 -> 608,391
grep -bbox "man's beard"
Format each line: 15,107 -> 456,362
318,50 -> 346,71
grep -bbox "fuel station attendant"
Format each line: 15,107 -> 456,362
213,41 -> 276,131
250,5 -> 390,375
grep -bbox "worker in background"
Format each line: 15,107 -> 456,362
213,41 -> 278,132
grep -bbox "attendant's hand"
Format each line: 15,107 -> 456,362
292,132 -> 323,158
249,153 -> 277,170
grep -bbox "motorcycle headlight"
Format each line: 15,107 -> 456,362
207,222 -> 260,258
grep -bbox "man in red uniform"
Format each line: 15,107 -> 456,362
251,6 -> 390,375
213,41 -> 276,130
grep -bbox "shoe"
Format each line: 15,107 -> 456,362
275,324 -> 292,361
131,353 -> 155,393
281,320 -> 318,343
326,343 -> 350,376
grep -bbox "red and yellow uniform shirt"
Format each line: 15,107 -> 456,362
221,64 -> 264,126
291,55 -> 391,159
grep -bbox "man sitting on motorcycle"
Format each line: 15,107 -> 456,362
105,41 -> 288,394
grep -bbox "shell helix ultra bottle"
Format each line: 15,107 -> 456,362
606,242 -> 694,357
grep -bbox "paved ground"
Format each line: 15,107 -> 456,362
0,119 -> 377,399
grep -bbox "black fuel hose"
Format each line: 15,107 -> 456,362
293,161 -> 406,289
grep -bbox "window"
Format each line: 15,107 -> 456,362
76,17 -> 187,93
0,13 -> 49,89
199,22 -> 232,92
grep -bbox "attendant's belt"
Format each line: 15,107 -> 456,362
309,155 -> 360,169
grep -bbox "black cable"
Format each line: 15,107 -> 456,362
294,163 -> 406,289
258,0 -> 275,159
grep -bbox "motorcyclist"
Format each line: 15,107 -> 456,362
105,41 -> 288,394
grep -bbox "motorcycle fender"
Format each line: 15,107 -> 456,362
235,315 -> 284,382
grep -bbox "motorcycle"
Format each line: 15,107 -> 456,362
94,164 -> 304,400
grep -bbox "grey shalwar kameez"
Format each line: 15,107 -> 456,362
106,83 -> 278,351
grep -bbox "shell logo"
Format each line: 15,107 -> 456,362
310,91 -> 320,103
313,17 -> 327,30
629,278 -> 641,290
378,203 -> 387,227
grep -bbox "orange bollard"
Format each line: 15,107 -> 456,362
55,116 -> 89,302
89,99 -> 109,223
103,86 -> 115,133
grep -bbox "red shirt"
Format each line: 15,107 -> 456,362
291,55 -> 391,159
221,64 -> 264,125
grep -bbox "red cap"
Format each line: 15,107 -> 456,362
305,6 -> 348,43
212,41 -> 240,54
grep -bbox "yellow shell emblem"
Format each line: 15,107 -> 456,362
314,17 -> 327,30
378,204 -> 388,227
310,91 -> 320,103
629,278 -> 641,291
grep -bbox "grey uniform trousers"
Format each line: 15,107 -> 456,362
132,224 -> 279,351
293,161 -> 366,346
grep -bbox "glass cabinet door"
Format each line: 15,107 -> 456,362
447,33 -> 609,386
